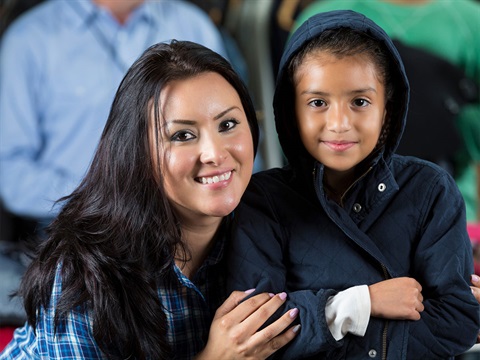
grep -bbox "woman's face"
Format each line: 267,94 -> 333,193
294,52 -> 386,179
153,72 -> 254,223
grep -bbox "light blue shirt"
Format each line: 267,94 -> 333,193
0,0 -> 227,220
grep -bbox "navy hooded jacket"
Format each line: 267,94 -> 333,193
227,10 -> 479,359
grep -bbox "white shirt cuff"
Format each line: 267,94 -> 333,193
325,285 -> 371,341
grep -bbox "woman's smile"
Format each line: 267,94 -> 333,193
196,170 -> 233,185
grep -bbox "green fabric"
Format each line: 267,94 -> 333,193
295,0 -> 480,221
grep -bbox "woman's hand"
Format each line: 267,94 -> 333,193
369,277 -> 424,320
195,290 -> 300,360
469,274 -> 480,343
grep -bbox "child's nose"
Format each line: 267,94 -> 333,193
326,106 -> 351,133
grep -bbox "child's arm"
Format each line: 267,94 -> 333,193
369,277 -> 424,320
326,277 -> 424,341
402,171 -> 479,357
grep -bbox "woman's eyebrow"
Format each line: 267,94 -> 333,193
164,106 -> 241,126
164,106 -> 240,125
166,119 -> 196,125
214,106 -> 239,120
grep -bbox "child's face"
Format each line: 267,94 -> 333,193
294,52 -> 386,176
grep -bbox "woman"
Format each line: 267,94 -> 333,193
0,40 -> 299,359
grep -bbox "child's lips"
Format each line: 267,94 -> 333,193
323,141 -> 356,151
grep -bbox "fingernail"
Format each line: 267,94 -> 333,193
289,308 -> 299,319
292,324 -> 301,333
269,293 -> 275,297
278,292 -> 287,301
244,288 -> 255,294
472,274 -> 480,283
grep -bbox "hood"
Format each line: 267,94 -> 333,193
273,10 -> 409,169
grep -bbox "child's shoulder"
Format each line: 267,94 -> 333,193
390,154 -> 458,190
391,154 -> 452,176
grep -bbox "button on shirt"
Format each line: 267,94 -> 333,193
0,235 -> 227,359
0,0 -> 227,219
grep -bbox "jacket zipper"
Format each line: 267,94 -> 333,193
381,264 -> 390,360
314,164 -> 390,359
313,164 -> 373,207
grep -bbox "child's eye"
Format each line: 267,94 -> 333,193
353,98 -> 370,107
171,130 -> 195,142
219,119 -> 239,132
308,99 -> 326,108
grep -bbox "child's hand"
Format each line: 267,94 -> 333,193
469,274 -> 480,343
369,277 -> 424,320
195,290 -> 300,360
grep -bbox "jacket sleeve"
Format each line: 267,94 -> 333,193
227,178 -> 342,358
406,171 -> 479,357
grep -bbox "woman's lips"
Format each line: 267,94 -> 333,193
196,170 -> 232,184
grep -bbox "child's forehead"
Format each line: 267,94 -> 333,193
296,51 -> 375,73
302,48 -> 371,62
293,52 -> 384,89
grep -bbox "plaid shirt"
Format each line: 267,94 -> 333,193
0,237 -> 227,359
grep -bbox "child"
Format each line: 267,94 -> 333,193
227,10 -> 479,359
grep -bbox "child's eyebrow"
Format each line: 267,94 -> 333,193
299,90 -> 329,96
349,87 -> 378,95
300,87 -> 377,96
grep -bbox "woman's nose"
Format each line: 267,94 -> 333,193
199,134 -> 227,165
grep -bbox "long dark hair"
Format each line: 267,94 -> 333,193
18,40 -> 259,359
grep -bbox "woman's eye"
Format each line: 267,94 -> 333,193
308,99 -> 326,108
353,98 -> 370,107
171,130 -> 195,142
219,119 -> 239,132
